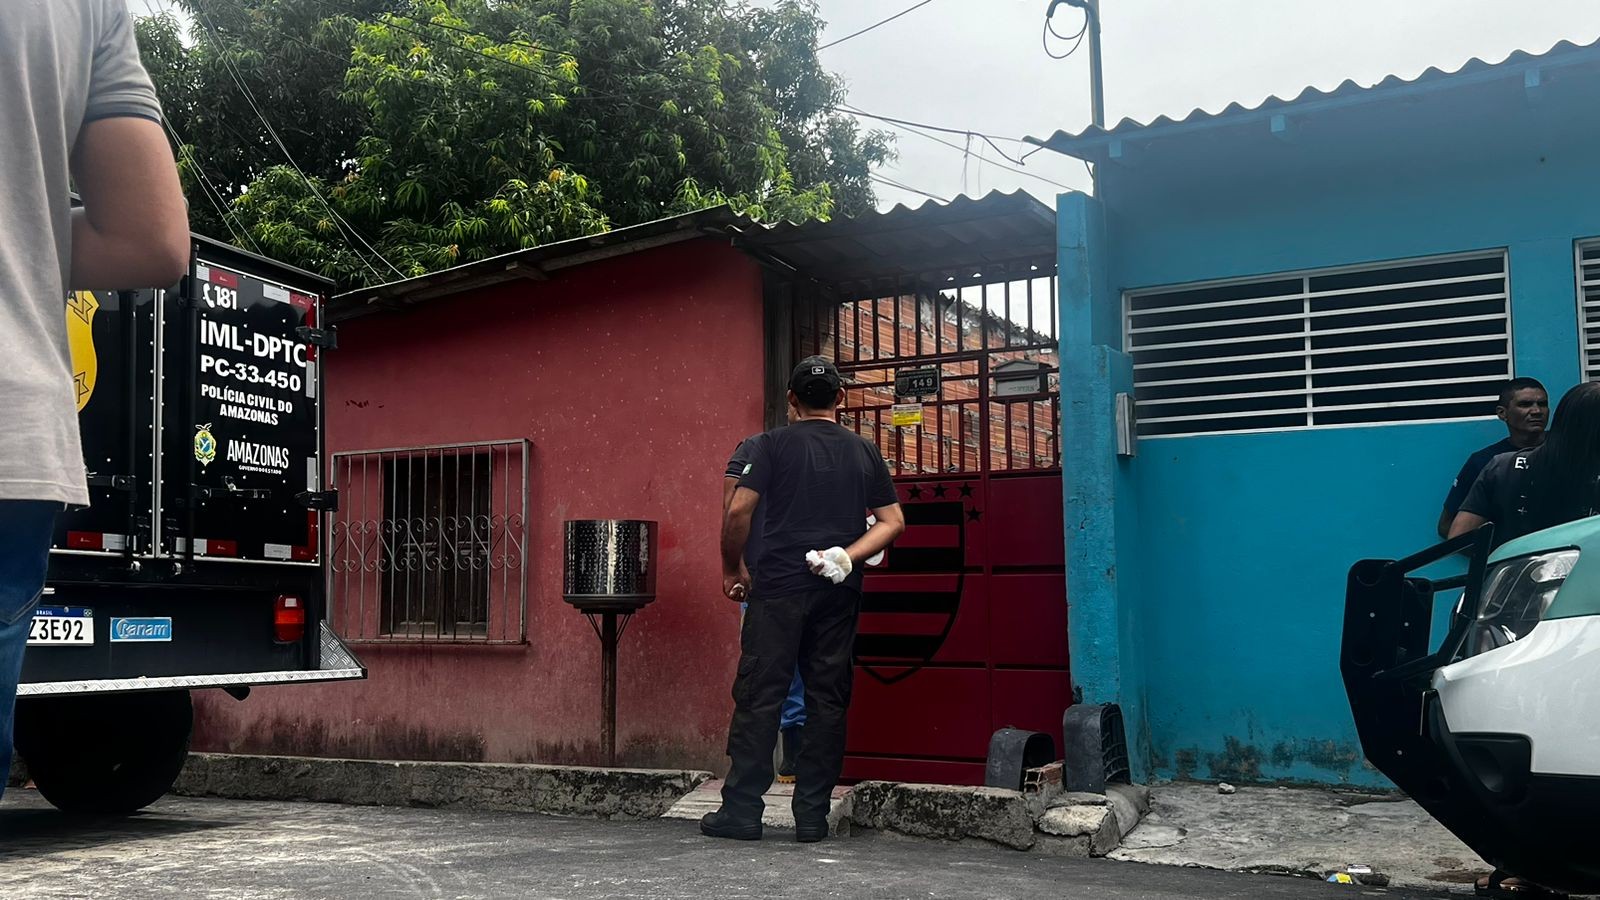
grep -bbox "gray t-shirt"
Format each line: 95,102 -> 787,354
0,0 -> 163,505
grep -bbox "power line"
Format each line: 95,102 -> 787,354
190,3 -> 404,279
960,134 -> 971,195
972,135 -> 985,196
869,174 -> 948,204
838,106 -> 1076,192
166,119 -> 264,256
1047,5 -> 1089,42
172,0 -> 1026,228
343,18 -> 971,221
276,0 -> 1036,211
832,104 -> 1033,166
138,0 -> 266,256
141,0 -> 277,256
818,0 -> 939,51
1043,4 -> 1090,60
348,0 -> 1055,193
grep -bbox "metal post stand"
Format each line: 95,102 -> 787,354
565,519 -> 656,768
585,610 -> 634,766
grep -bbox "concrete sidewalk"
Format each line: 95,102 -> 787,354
662,779 -> 852,833
112,752 -> 1573,893
1111,783 -> 1487,892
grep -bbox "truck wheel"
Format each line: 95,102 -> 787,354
15,690 -> 193,814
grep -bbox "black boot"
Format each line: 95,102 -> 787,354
700,808 -> 762,841
795,817 -> 828,843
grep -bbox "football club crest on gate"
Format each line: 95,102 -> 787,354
855,481 -> 978,685
194,424 -> 217,467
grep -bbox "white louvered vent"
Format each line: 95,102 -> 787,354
1579,240 -> 1600,381
1126,252 -> 1511,438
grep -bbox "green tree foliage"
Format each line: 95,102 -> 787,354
134,0 -> 892,287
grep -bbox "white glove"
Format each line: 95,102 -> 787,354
805,546 -> 853,584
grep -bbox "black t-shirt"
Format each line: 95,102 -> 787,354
1442,437 -> 1518,520
1460,446 -> 1540,547
737,420 -> 898,596
725,437 -> 765,573
1465,441 -> 1600,547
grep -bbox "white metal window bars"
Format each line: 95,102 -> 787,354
1124,252 -> 1512,438
327,439 -> 529,644
1577,239 -> 1600,382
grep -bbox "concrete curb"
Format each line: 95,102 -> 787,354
172,753 -> 713,820
845,780 -> 1152,856
850,782 -> 1040,850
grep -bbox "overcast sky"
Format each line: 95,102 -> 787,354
797,0 -> 1600,209
134,1 -> 1600,211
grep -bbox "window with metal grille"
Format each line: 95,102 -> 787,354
328,440 -> 528,644
1126,252 -> 1511,438
1578,240 -> 1600,381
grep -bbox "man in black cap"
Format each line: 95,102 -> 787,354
703,356 -> 905,843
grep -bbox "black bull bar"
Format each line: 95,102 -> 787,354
1342,524 -> 1599,894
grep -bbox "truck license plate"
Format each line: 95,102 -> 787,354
28,607 -> 94,646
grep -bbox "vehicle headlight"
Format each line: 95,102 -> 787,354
1468,549 -> 1579,657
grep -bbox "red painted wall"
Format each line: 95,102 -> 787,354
192,238 -> 766,771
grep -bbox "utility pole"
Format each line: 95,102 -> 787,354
1050,0 -> 1105,129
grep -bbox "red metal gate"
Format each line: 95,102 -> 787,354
795,260 -> 1069,785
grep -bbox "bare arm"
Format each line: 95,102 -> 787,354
1437,509 -> 1454,541
1448,510 -> 1488,541
845,503 -> 905,567
722,477 -> 739,515
722,488 -> 759,573
70,116 -> 189,290
720,487 -> 759,599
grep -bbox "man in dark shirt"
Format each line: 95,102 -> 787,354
1450,381 -> 1600,549
1436,378 -> 1547,538
703,357 -> 905,843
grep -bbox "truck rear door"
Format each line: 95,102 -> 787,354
52,288 -> 159,558
161,256 -> 324,563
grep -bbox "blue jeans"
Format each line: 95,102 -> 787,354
741,601 -> 806,730
779,667 -> 806,731
0,502 -> 57,801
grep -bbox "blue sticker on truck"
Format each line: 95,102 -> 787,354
109,617 -> 173,642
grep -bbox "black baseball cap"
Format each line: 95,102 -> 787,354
790,356 -> 842,404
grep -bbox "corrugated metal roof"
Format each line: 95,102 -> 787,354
732,189 -> 1056,287
331,190 -> 1057,321
331,206 -> 751,322
1027,37 -> 1600,160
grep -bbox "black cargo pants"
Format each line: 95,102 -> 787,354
720,584 -> 859,823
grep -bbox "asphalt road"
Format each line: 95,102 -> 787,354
0,791 -> 1457,899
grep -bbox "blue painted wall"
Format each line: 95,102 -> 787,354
1061,66 -> 1600,785
1060,193 -> 1153,780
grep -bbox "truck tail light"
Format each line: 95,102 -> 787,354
274,595 -> 306,643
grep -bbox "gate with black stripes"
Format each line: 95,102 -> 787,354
793,260 -> 1069,785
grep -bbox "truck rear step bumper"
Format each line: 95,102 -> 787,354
17,622 -> 364,696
